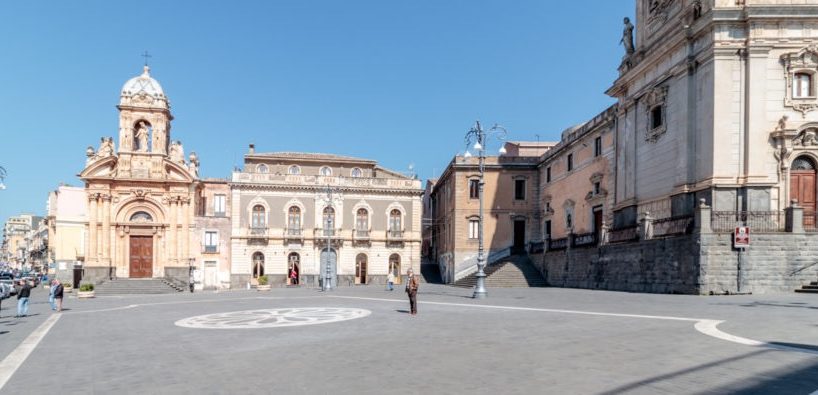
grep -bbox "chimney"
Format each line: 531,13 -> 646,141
248,144 -> 255,154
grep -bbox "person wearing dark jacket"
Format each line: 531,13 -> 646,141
16,280 -> 31,318
53,280 -> 64,312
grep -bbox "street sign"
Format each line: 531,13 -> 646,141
734,227 -> 750,248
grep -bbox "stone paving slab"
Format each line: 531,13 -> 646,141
1,285 -> 817,394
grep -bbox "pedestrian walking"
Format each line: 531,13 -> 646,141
53,280 -> 64,312
405,268 -> 419,315
386,271 -> 395,291
48,280 -> 57,310
289,267 -> 298,285
16,280 -> 31,318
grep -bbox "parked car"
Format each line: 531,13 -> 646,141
0,282 -> 10,299
0,279 -> 16,296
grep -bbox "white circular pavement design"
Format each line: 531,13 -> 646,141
174,307 -> 371,329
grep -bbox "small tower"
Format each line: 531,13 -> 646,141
116,66 -> 174,178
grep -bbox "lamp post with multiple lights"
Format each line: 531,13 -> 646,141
463,121 -> 507,299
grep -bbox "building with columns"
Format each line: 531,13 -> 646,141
229,146 -> 423,288
78,66 -> 202,282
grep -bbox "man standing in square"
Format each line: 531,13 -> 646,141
405,268 -> 419,315
16,280 -> 31,318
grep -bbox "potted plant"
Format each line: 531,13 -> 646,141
257,275 -> 271,291
64,284 -> 73,293
78,283 -> 95,298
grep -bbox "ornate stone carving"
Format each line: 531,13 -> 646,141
647,0 -> 673,22
644,86 -> 668,143
781,46 -> 818,115
794,128 -> 818,147
97,137 -> 115,158
188,152 -> 199,178
169,140 -> 185,164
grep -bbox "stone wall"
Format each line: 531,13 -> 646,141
700,233 -> 818,295
533,236 -> 701,294
532,232 -> 818,295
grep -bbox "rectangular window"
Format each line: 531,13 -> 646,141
204,231 -> 218,253
214,195 -> 226,216
593,182 -> 601,195
567,154 -> 574,171
514,179 -> 526,200
469,179 -> 479,199
651,106 -> 663,129
544,220 -> 552,239
468,220 -> 479,239
594,137 -> 602,157
546,167 -> 551,183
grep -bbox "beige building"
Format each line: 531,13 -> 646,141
2,214 -> 40,270
539,107 -> 616,246
46,186 -> 88,274
78,66 -> 201,282
192,179 -> 232,289
229,147 -> 423,288
429,144 -> 545,283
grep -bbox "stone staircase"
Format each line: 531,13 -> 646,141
454,255 -> 547,288
795,281 -> 818,294
94,278 -> 184,295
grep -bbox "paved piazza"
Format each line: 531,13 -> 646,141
0,286 -> 817,394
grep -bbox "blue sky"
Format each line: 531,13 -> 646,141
0,0 -> 633,224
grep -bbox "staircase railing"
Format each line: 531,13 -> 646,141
453,247 -> 512,282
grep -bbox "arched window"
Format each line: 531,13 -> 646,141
288,165 -> 301,175
129,211 -> 153,222
251,205 -> 266,228
257,164 -> 268,174
795,73 -> 813,98
288,206 -> 301,231
389,209 -> 402,232
252,252 -> 265,279
793,156 -> 816,170
323,206 -> 335,234
320,166 -> 333,176
355,253 -> 368,284
356,208 -> 368,234
351,168 -> 363,178
288,252 -> 300,285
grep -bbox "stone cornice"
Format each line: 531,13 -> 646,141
228,181 -> 424,196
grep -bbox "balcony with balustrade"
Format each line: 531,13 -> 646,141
353,228 -> 371,244
283,227 -> 304,243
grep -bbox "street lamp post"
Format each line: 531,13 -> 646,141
323,184 -> 337,291
464,121 -> 507,299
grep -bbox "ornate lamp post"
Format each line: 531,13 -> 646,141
464,121 -> 507,299
322,184 -> 338,291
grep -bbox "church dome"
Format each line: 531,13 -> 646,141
121,66 -> 165,98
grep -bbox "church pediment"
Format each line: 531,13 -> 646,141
80,156 -> 117,179
165,159 -> 195,182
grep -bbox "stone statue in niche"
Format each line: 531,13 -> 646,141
621,17 -> 635,55
98,137 -> 115,157
169,140 -> 185,164
134,121 -> 149,152
188,152 -> 199,178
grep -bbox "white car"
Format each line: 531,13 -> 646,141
0,282 -> 11,299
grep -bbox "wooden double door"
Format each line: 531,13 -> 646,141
129,236 -> 153,278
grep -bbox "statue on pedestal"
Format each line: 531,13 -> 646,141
188,152 -> 199,178
621,17 -> 635,56
169,140 -> 185,164
98,137 -> 114,158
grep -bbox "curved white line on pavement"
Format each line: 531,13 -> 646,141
0,313 -> 61,391
331,295 -> 818,356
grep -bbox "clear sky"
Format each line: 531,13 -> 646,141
0,0 -> 633,225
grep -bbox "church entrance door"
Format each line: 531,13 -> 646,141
791,156 -> 817,228
129,236 -> 153,278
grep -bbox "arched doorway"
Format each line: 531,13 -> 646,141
128,210 -> 156,278
252,252 -> 265,279
791,156 -> 817,228
389,254 -> 401,285
355,253 -> 368,285
319,248 -> 337,288
287,252 -> 300,285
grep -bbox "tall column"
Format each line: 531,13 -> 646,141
87,194 -> 98,264
168,198 -> 177,264
181,198 -> 190,263
102,194 -> 111,262
97,197 -> 104,262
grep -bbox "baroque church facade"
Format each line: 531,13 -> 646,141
79,66 -> 204,282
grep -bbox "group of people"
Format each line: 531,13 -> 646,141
10,279 -> 64,318
386,269 -> 420,316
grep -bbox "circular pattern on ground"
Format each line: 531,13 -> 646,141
174,307 -> 371,329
